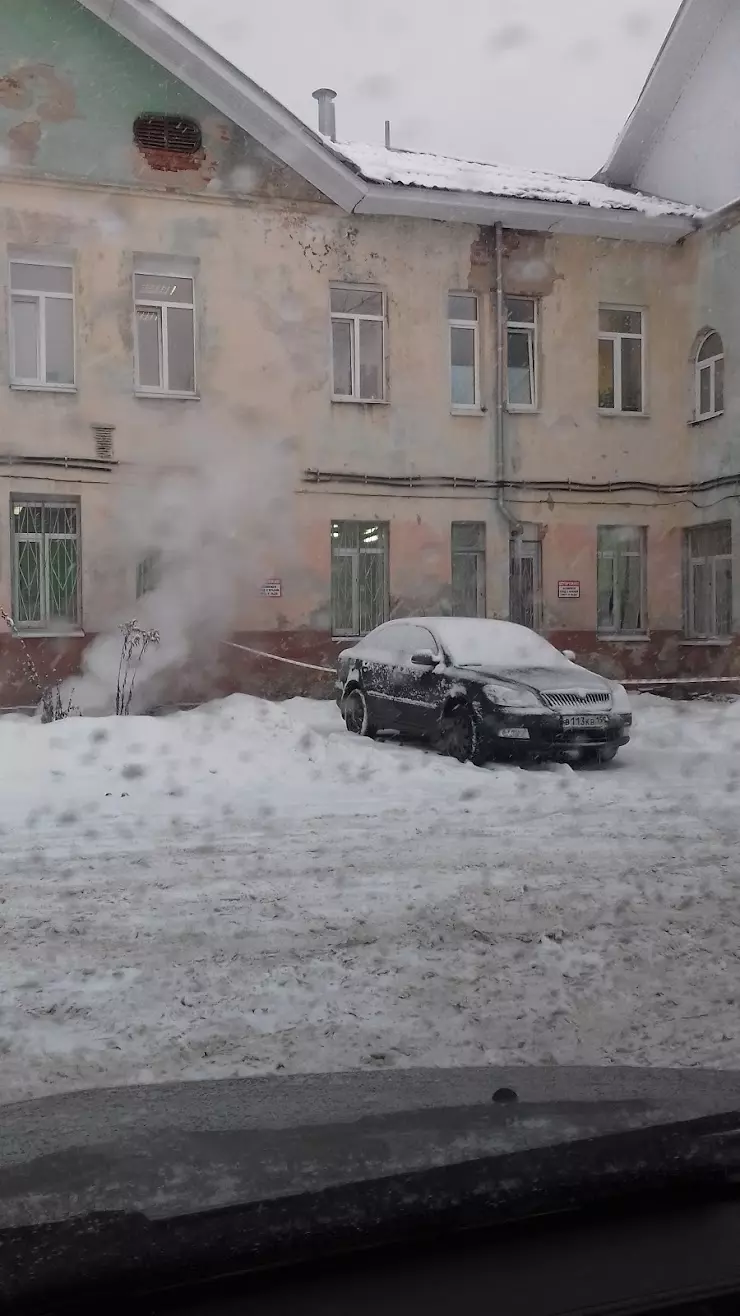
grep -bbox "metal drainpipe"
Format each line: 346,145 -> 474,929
493,222 -> 521,619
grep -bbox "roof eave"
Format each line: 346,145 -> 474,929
355,184 -> 697,244
78,0 -> 367,211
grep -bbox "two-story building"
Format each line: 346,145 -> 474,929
0,0 -> 736,707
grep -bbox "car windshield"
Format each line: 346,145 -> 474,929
433,619 -> 572,669
3,0 -> 739,1269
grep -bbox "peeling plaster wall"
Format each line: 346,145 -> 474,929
0,0 -> 325,201
0,176 -> 704,682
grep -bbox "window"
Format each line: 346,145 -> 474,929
451,522 -> 486,617
331,521 -> 388,636
506,297 -> 538,409
695,331 -> 724,421
598,307 -> 644,413
448,294 -> 479,408
9,261 -> 75,388
134,272 -> 196,395
597,526 -> 646,635
510,538 -> 542,630
330,287 -> 385,401
11,500 -> 80,631
685,523 -> 732,639
136,551 -> 162,599
133,115 -> 202,155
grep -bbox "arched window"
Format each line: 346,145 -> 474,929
695,330 -> 724,420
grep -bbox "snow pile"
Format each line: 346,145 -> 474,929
1,693 -> 739,1104
329,139 -> 703,218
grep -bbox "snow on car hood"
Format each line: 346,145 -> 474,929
467,665 -> 612,693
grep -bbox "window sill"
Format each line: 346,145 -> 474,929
506,405 -> 540,415
451,406 -> 485,416
598,410 -> 650,419
10,383 -> 77,394
10,629 -> 85,640
689,411 -> 724,426
135,390 -> 200,401
597,633 -> 651,643
331,396 -> 388,406
680,638 -> 733,647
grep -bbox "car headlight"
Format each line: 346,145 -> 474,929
610,682 -> 632,714
483,682 -> 543,710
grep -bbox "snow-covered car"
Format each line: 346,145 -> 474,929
336,617 -> 632,766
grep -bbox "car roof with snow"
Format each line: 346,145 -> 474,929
374,618 -> 571,668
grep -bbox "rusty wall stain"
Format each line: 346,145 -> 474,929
8,120 -> 41,165
0,63 -> 78,121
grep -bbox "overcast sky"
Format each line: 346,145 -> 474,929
161,0 -> 679,177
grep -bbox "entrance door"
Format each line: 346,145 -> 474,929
510,538 -> 542,630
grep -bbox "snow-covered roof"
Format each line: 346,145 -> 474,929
330,140 -> 702,220
78,0 -> 702,242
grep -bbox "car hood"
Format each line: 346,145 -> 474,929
458,664 -> 612,694
2,1065 -> 740,1229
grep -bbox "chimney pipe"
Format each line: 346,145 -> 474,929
312,88 -> 337,141
384,119 -> 391,149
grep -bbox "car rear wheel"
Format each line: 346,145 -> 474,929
342,688 -> 376,739
437,705 -> 488,766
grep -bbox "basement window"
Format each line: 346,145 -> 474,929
133,115 -> 202,156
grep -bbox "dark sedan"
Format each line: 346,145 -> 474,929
336,617 -> 632,766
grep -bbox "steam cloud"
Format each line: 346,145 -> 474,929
66,431 -> 293,714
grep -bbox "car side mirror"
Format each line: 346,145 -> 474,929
411,649 -> 437,667
562,649 -> 576,663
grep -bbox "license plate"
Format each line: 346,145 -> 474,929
562,714 -> 609,729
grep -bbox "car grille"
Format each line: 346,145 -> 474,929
541,690 -> 612,710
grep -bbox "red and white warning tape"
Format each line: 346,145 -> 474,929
222,640 -> 336,675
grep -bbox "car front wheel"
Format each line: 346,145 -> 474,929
437,705 -> 488,766
342,688 -> 376,739
579,745 -> 619,767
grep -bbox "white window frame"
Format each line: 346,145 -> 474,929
134,271 -> 197,398
506,296 -> 539,411
9,258 -> 76,391
694,331 -> 724,422
598,305 -> 646,415
448,293 -> 480,411
330,285 -> 386,403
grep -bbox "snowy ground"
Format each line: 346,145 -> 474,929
1,693 -> 740,1105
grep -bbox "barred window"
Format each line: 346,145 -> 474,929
12,500 -> 80,631
331,521 -> 389,637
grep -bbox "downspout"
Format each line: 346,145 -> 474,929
494,221 -> 520,532
493,221 -> 521,621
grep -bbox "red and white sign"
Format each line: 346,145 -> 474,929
558,580 -> 581,599
260,579 -> 282,598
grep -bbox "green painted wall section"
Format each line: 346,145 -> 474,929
0,0 -> 324,200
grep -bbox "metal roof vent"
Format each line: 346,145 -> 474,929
92,424 -> 115,461
312,88 -> 337,141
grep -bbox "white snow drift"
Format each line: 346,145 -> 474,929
1,692 -> 739,1105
